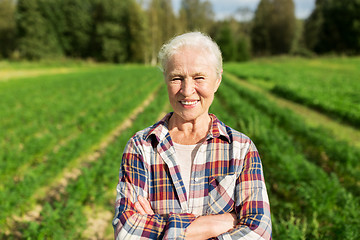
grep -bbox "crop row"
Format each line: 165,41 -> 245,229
210,76 -> 360,239
0,66 -> 161,180
7,86 -> 169,239
0,66 -> 163,228
222,75 -> 360,198
2,60 -> 359,239
225,57 -> 360,127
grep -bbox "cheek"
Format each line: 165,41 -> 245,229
197,84 -> 216,98
167,84 -> 179,98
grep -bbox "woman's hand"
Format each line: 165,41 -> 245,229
184,212 -> 237,240
134,195 -> 154,215
134,196 -> 237,239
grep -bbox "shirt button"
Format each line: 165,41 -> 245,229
194,177 -> 199,182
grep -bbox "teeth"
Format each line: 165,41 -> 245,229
181,101 -> 198,105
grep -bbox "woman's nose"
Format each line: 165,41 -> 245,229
181,78 -> 195,96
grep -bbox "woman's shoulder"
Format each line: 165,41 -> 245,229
211,114 -> 252,144
130,113 -> 171,142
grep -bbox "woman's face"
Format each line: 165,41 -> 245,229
165,47 -> 222,124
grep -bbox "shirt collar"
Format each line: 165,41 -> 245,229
145,112 -> 231,145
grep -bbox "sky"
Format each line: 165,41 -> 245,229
172,0 -> 316,20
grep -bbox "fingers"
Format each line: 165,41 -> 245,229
230,212 -> 238,227
134,201 -> 146,215
134,196 -> 154,215
138,196 -> 155,214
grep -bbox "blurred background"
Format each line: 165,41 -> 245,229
1,0 -> 359,63
1,0 -> 360,239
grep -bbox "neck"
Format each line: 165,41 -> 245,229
169,113 -> 212,145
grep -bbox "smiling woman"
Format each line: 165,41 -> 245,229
164,47 -> 221,141
113,32 -> 272,240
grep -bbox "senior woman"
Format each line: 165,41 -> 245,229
113,32 -> 272,239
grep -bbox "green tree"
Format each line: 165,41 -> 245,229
91,0 -> 146,63
305,0 -> 360,54
215,19 -> 251,62
91,0 -> 126,62
236,37 -> 251,62
37,0 -> 67,55
0,0 -> 16,58
16,0 -> 63,59
303,0 -> 324,52
147,0 -> 178,65
179,0 -> 215,32
251,0 -> 296,55
60,0 -> 93,58
125,0 -> 147,62
290,19 -> 311,57
216,21 -> 237,62
251,0 -> 271,56
269,0 -> 296,54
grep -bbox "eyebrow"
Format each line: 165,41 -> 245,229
168,72 -> 206,78
192,72 -> 206,76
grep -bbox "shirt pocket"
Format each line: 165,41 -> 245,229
207,174 -> 236,215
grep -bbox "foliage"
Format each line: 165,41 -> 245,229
179,0 -> 215,33
57,0 -> 93,58
215,22 -> 237,62
304,0 -> 360,54
251,0 -> 271,56
125,0 -> 148,63
16,0 -> 63,59
214,19 -> 251,62
92,0 -> 127,62
251,0 -> 296,55
12,0 -> 146,62
147,0 -> 179,65
0,0 -> 16,59
3,0 -> 360,62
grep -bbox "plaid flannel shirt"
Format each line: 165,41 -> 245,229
113,113 -> 272,239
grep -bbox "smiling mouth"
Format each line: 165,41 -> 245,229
180,100 -> 199,106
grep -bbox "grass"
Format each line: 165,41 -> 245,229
225,56 -> 360,127
1,57 -> 360,239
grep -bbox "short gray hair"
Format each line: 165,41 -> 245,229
158,32 -> 223,78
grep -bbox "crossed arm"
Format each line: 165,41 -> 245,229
114,139 -> 272,239
135,195 -> 237,239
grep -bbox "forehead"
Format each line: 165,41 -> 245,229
166,47 -> 216,74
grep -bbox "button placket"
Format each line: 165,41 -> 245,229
188,144 -> 204,212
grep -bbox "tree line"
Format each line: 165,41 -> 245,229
0,0 -> 359,63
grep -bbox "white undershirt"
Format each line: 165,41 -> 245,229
173,142 -> 201,196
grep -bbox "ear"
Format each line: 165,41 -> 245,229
214,69 -> 223,93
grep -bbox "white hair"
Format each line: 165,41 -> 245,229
158,32 -> 223,78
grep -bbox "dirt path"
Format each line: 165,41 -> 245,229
224,72 -> 360,148
4,85 -> 162,236
82,104 -> 171,240
0,68 -> 81,81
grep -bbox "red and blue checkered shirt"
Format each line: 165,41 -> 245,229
113,113 -> 272,239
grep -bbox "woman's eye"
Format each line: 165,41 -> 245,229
195,77 -> 205,80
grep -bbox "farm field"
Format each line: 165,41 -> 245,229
225,57 -> 360,128
1,57 -> 359,239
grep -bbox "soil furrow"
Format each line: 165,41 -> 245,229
224,72 -> 360,148
81,104 -> 171,240
3,85 -> 161,236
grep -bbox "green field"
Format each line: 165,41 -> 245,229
1,57 -> 359,239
